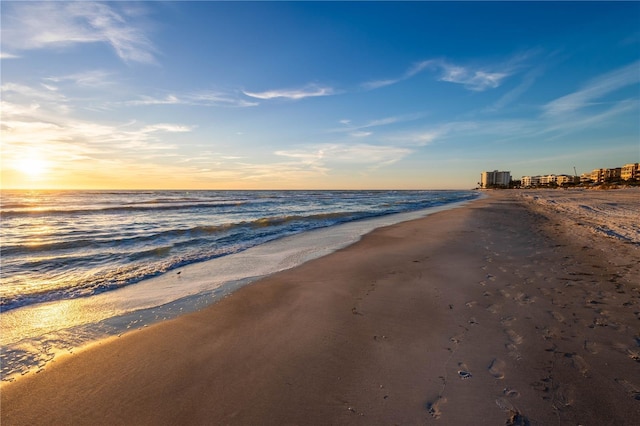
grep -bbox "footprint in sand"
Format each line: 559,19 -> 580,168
505,329 -> 523,346
505,409 -> 530,426
551,383 -> 576,409
628,349 -> 640,363
540,326 -> 561,341
495,397 -> 515,412
613,343 -> 640,362
449,333 -> 464,345
457,362 -> 472,379
514,292 -> 535,305
488,358 -> 506,379
426,396 -> 447,419
486,304 -> 500,314
506,343 -> 522,360
495,399 -> 529,426
615,379 -> 640,401
500,316 -> 516,326
549,310 -> 565,323
583,340 -> 598,354
503,387 -> 520,398
564,353 -> 589,376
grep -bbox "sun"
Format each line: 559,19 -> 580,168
14,152 -> 50,178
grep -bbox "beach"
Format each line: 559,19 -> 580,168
2,189 -> 639,425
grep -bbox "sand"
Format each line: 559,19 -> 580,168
2,190 -> 639,425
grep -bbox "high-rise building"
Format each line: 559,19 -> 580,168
480,170 -> 511,188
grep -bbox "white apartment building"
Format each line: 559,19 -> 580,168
540,174 -> 558,185
481,170 -> 511,188
521,175 -> 541,187
556,175 -> 574,185
521,174 -> 573,187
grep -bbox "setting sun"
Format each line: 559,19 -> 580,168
13,152 -> 49,178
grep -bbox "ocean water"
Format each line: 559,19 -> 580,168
1,189 -> 479,380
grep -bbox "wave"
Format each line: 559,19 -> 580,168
1,191 -> 480,311
0,210 -> 369,257
0,209 -> 394,311
0,201 -> 251,218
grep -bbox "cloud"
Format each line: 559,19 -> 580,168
485,65 -> 546,112
543,61 -> 640,117
1,2 -> 157,64
0,52 -> 20,59
542,99 -> 639,138
2,82 -> 68,104
45,70 -> 115,87
230,161 -> 330,183
127,95 -> 181,106
1,92 -> 192,170
127,91 -> 258,108
436,62 -> 508,91
243,84 -> 334,100
140,124 -> 193,133
362,58 -> 511,92
276,143 -> 412,166
361,78 -> 399,90
362,60 -> 433,90
331,113 -> 425,136
350,131 -> 372,138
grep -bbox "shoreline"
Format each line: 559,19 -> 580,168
2,191 -> 639,425
1,196 -> 480,383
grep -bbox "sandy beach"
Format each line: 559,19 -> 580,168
2,189 -> 639,425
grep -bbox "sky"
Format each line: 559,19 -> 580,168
1,1 -> 639,190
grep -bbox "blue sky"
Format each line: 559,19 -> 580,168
1,1 -> 639,189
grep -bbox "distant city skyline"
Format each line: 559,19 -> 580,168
1,2 -> 639,189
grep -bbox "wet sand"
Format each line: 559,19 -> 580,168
2,190 -> 639,425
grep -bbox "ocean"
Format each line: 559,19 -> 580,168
1,189 -> 479,380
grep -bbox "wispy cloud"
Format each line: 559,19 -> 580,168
543,61 -> 640,117
45,70 -> 115,88
362,59 -> 510,92
1,91 -> 192,175
126,91 -> 258,108
0,52 -> 20,59
127,95 -> 181,106
362,61 -> 432,90
243,84 -> 334,100
2,82 -> 69,104
1,2 -> 157,64
276,143 -> 412,167
332,113 -> 425,136
485,65 -> 545,112
435,61 -> 508,91
350,131 -> 372,138
542,99 -> 639,139
140,124 -> 193,133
